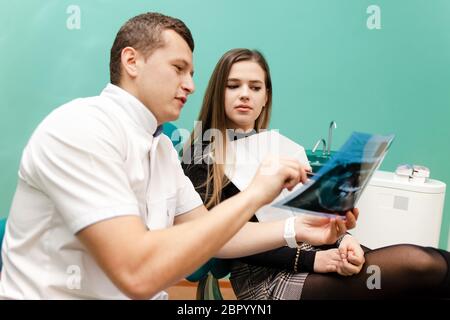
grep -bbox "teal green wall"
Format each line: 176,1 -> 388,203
1,0 -> 449,249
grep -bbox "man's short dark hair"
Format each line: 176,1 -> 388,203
109,12 -> 194,85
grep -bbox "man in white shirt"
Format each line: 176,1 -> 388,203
0,12 -> 357,299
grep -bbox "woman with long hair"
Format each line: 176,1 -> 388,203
182,48 -> 450,299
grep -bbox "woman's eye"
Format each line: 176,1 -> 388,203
251,87 -> 262,91
227,85 -> 238,89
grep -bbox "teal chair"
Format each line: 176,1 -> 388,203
163,123 -> 231,299
0,218 -> 6,271
162,122 -> 182,147
191,259 -> 231,300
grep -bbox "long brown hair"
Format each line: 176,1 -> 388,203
186,48 -> 273,208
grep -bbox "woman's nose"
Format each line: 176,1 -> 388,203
239,86 -> 249,100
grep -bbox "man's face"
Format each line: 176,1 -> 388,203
135,29 -> 195,124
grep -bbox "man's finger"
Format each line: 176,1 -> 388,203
282,167 -> 300,190
298,166 -> 308,184
279,159 -> 309,184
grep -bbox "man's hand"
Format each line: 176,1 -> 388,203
337,234 -> 365,276
245,156 -> 311,207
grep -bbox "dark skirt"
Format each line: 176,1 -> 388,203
230,261 -> 309,300
229,242 -> 322,300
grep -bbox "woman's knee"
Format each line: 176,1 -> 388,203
398,245 -> 442,275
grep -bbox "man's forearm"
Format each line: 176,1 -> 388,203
124,189 -> 265,298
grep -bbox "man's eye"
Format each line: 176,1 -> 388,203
174,65 -> 183,72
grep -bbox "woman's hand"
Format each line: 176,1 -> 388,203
313,245 -> 364,276
294,208 -> 359,246
337,234 -> 365,276
314,249 -> 342,273
343,208 -> 359,230
311,232 -> 365,275
295,215 -> 348,246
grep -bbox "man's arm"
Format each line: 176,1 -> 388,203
77,188 -> 262,300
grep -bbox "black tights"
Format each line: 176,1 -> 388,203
301,244 -> 450,299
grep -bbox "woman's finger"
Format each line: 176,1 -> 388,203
341,259 -> 360,275
336,217 -> 347,237
348,251 -> 365,266
353,207 -> 360,221
345,211 -> 356,229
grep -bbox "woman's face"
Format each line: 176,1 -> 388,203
224,60 -> 268,132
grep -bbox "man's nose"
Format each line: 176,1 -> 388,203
182,75 -> 195,94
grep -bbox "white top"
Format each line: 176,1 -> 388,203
225,130 -> 308,223
0,84 -> 203,299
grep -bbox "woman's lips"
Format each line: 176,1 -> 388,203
235,105 -> 252,112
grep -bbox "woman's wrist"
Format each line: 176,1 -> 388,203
339,233 -> 355,245
313,251 -> 323,272
293,215 -> 309,243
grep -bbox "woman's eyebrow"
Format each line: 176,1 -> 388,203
227,78 -> 263,83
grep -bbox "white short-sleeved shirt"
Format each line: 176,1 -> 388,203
0,84 -> 203,299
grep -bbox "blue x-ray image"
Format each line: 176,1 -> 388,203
275,132 -> 395,217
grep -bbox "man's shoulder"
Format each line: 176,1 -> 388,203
42,95 -> 124,130
29,95 -> 128,152
54,95 -> 115,116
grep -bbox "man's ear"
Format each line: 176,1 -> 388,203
121,47 -> 139,79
